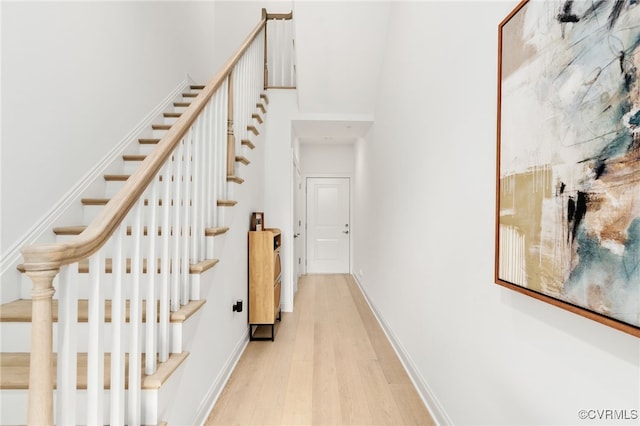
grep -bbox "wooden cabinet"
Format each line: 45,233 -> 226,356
248,228 -> 282,341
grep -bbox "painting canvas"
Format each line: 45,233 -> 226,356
496,0 -> 640,336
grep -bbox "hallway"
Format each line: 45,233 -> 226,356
205,274 -> 435,425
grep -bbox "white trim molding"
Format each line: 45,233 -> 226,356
352,274 -> 453,426
194,330 -> 249,426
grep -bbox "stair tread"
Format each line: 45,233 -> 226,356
123,154 -> 146,161
205,227 -> 229,237
139,138 -> 161,144
252,113 -> 264,124
0,299 -> 206,324
152,124 -> 172,130
241,139 -> 255,150
256,102 -> 266,114
260,93 -> 269,105
217,199 -> 237,207
247,125 -> 259,136
104,174 -> 130,181
174,102 -> 191,107
0,351 -> 189,390
235,156 -> 250,165
82,198 -> 109,205
227,176 -> 244,184
53,225 -> 87,235
190,85 -> 205,90
190,259 -> 219,274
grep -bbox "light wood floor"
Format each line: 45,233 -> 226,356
205,274 -> 435,426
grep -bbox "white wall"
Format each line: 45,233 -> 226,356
263,89 -> 299,312
0,1 -> 220,255
353,2 -> 640,425
300,143 -> 354,176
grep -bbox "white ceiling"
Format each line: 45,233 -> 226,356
292,119 -> 372,144
290,1 -> 391,143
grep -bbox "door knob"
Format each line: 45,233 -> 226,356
342,230 -> 349,234
294,233 -> 300,238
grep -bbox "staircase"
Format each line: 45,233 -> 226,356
0,10 -> 294,425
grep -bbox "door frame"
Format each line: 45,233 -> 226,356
293,159 -> 305,291
304,174 -> 353,274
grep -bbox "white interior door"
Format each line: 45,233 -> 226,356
306,177 -> 350,273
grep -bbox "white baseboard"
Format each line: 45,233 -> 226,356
352,274 -> 453,426
194,329 -> 249,426
0,77 -> 193,281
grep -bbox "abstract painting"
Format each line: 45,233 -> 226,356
496,0 -> 640,337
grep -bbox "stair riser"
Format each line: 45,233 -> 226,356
241,143 -> 253,158
105,175 -> 201,198
153,128 -> 169,139
83,206 -> 229,234
20,268 -> 204,301
1,386 -> 165,425
173,105 -> 189,114
123,160 -> 143,175
84,202 -> 210,225
138,142 -> 159,156
51,234 -> 216,266
0,321 -> 185,354
163,116 -> 179,126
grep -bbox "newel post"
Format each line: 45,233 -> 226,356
227,70 -> 236,178
23,261 -> 59,426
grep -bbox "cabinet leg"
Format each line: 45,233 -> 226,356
249,323 -> 278,342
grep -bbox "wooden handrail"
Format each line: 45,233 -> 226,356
20,16 -> 267,272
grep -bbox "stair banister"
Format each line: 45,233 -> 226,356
19,13 -> 269,426
17,8 -> 297,424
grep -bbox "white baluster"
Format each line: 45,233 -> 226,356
181,129 -> 193,306
242,52 -> 249,144
87,250 -> 105,426
210,92 -> 216,213
110,225 -> 125,426
191,114 -> 203,263
146,179 -> 158,375
253,36 -> 260,100
289,19 -> 296,86
279,20 -> 286,86
200,102 -> 212,255
127,198 -> 144,426
159,164 -> 171,363
171,140 -> 184,311
210,94 -> 219,228
213,89 -> 222,227
259,29 -> 266,91
56,265 -> 77,426
222,80 -> 229,202
268,21 -> 275,87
